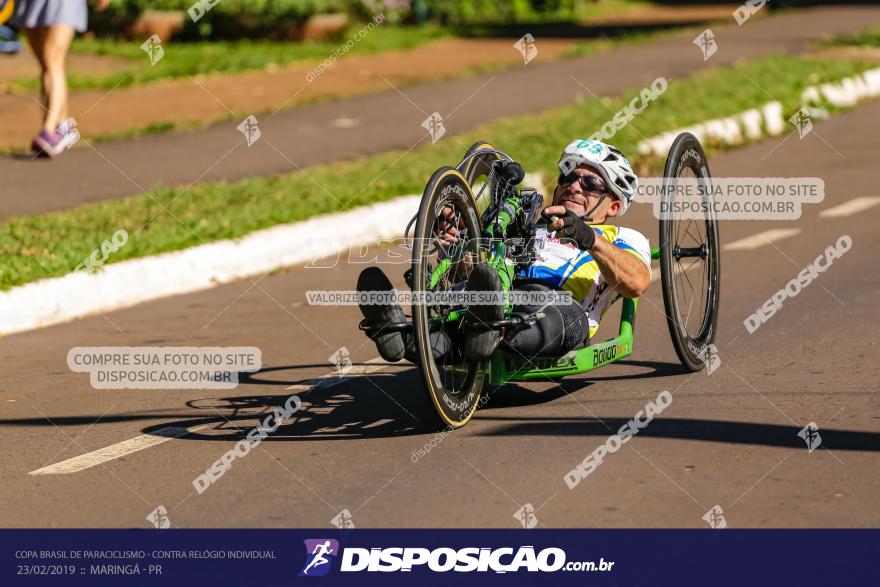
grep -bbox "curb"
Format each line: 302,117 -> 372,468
637,67 -> 880,158
0,196 -> 421,336
0,171 -> 550,336
637,101 -> 785,157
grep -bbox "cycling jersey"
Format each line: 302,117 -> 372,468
518,225 -> 652,337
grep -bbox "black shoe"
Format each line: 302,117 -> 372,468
357,267 -> 406,362
463,264 -> 503,360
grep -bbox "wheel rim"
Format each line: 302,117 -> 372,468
660,135 -> 720,370
668,166 -> 715,343
413,170 -> 486,427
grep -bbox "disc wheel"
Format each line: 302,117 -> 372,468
412,167 -> 487,429
659,133 -> 721,372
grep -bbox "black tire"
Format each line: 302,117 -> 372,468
659,133 -> 721,372
412,167 -> 487,429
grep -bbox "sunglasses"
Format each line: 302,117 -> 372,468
558,172 -> 608,194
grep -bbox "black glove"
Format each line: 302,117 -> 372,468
542,208 -> 596,250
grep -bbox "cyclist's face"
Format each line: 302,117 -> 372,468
553,165 -> 620,221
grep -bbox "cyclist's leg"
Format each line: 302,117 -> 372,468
357,267 -> 451,363
462,263 -> 505,360
357,267 -> 407,361
502,283 -> 590,357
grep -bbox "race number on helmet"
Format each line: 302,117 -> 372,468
558,139 -> 639,215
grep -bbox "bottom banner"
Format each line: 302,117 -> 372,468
3,529 -> 877,586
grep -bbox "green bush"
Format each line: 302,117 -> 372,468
93,0 -> 348,26
91,0 -> 601,34
425,0 -> 594,25
97,0 -> 351,20
91,0 -> 353,40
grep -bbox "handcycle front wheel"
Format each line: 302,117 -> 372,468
659,133 -> 721,372
411,166 -> 487,429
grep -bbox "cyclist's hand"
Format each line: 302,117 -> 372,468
436,206 -> 460,246
541,205 -> 569,232
541,206 -> 596,250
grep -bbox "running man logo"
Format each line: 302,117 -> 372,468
237,115 -> 262,147
513,503 -> 538,529
789,108 -> 817,139
329,346 -> 352,376
146,505 -> 172,529
300,539 -> 340,577
702,505 -> 727,529
688,341 -> 721,375
331,508 -> 356,530
513,33 -> 538,65
693,29 -> 717,61
140,34 -> 165,66
798,422 -> 822,453
421,112 -> 446,143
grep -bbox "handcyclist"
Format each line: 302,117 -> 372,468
357,139 -> 652,362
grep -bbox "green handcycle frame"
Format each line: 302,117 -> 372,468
488,249 -> 661,385
423,142 -> 661,386
430,247 -> 661,387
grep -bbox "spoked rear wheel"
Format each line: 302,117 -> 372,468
659,133 -> 721,372
412,167 -> 487,429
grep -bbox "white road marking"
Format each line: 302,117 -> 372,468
29,424 -> 212,475
723,228 -> 801,251
331,117 -> 359,128
819,196 -> 880,218
30,358 -> 391,475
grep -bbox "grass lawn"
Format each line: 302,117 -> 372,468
1,54 -> 874,290
823,25 -> 880,48
566,25 -> 700,58
11,0 -> 656,92
12,25 -> 452,92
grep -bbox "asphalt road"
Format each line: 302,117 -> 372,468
1,99 -> 878,528
1,5 -> 879,220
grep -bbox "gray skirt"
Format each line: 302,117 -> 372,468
12,0 -> 88,32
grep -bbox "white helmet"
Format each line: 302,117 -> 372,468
558,139 -> 638,215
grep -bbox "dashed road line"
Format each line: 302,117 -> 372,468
819,196 -> 880,218
723,228 -> 801,251
29,424 -> 212,475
